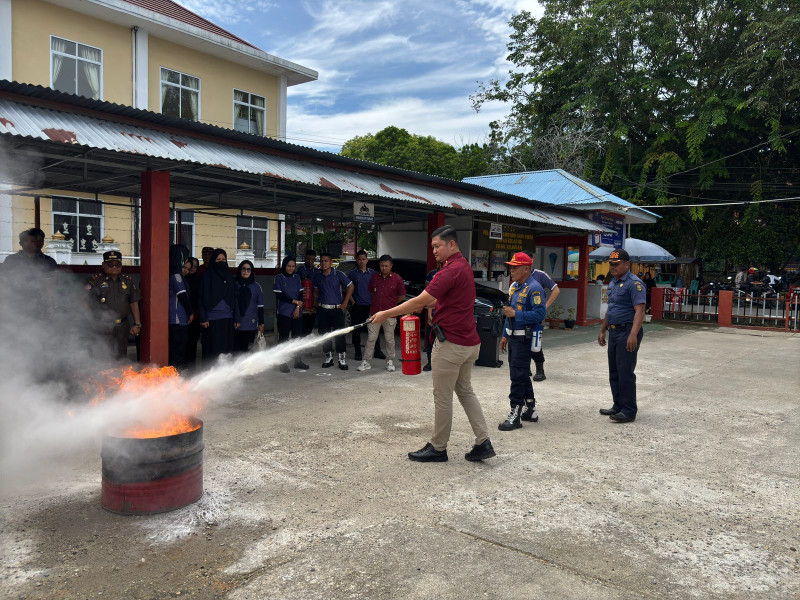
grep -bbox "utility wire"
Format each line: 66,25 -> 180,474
637,196 -> 800,209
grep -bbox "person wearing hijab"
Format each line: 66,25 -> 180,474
273,255 -> 310,372
184,256 -> 202,368
198,249 -> 240,361
168,244 -> 194,369
234,260 -> 264,353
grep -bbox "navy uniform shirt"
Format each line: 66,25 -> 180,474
314,269 -> 352,305
297,264 -> 319,281
532,268 -> 558,293
606,270 -> 646,324
503,274 -> 547,337
348,267 -> 375,306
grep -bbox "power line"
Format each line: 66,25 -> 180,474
636,196 -> 800,209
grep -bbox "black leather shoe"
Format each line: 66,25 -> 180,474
408,443 -> 448,462
422,362 -> 432,372
294,360 -> 309,370
599,407 -> 618,416
609,412 -> 636,423
465,439 -> 496,461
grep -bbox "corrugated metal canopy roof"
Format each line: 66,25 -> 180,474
0,82 -> 610,234
463,169 -> 659,220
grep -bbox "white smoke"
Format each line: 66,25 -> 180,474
0,263 -> 352,490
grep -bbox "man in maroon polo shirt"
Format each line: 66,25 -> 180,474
357,255 -> 406,372
370,225 -> 495,463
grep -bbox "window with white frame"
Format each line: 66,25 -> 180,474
160,68 -> 200,121
169,209 -> 195,255
52,197 -> 103,253
233,89 -> 266,136
236,216 -> 269,260
50,36 -> 102,100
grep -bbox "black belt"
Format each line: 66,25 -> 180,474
608,323 -> 632,329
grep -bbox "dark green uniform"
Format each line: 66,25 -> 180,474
87,274 -> 141,359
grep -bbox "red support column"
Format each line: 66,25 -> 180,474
34,195 -> 41,229
718,290 -> 733,327
576,236 -> 589,325
650,288 -> 664,320
140,171 -> 170,365
427,211 -> 445,271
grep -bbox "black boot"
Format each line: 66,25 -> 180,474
322,352 -> 334,368
498,406 -> 522,431
521,400 -> 539,422
533,362 -> 546,382
294,358 -> 309,370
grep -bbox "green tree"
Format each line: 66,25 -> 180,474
341,126 -> 492,180
473,0 -> 800,265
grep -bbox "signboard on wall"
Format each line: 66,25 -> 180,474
353,202 -> 375,223
591,212 -> 624,247
489,223 -> 503,240
473,221 -> 535,252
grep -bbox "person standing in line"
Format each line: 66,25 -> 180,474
348,250 -> 375,361
85,250 -> 142,360
313,252 -> 354,369
198,249 -> 240,361
357,255 -> 405,372
273,256 -> 310,372
297,249 -> 319,337
422,261 -> 442,371
233,260 -> 264,353
497,253 -> 547,431
371,225 -> 495,463
2,228 -> 58,273
198,247 -> 213,276
598,249 -> 646,423
167,245 -> 194,369
529,262 -> 560,382
184,256 -> 202,369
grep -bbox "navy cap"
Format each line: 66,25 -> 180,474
609,249 -> 630,262
103,250 -> 122,261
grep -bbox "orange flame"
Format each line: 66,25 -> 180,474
91,365 -> 203,439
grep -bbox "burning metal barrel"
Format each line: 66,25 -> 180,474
101,417 -> 204,515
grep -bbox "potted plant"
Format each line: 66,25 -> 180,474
564,307 -> 576,329
546,304 -> 564,329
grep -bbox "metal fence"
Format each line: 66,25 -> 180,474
732,291 -> 800,330
661,289 -> 719,322
661,289 -> 800,331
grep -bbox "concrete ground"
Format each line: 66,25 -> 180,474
1,324 -> 798,599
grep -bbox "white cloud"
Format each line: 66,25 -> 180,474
286,95 -> 510,151
173,0 -> 276,25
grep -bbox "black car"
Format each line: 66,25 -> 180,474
336,258 -> 507,316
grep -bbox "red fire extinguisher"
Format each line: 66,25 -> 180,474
400,314 -> 421,375
302,278 -> 313,310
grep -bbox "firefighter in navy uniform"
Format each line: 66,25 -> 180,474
498,252 -> 547,431
87,250 -> 142,360
598,248 -> 646,423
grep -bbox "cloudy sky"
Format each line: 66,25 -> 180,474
175,0 -> 543,151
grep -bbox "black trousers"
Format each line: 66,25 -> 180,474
508,337 -> 534,407
607,324 -> 643,417
202,318 -> 234,361
277,313 -> 303,343
169,324 -> 188,368
301,311 -> 316,336
349,304 -> 370,351
317,307 -> 346,354
186,320 -> 201,368
234,329 -> 257,353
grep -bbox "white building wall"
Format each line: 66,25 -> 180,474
377,216 -> 473,262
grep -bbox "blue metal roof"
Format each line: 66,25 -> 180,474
463,169 -> 659,217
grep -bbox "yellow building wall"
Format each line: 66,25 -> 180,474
11,0 -> 133,105
148,36 -> 280,137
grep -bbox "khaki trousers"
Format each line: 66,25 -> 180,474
364,318 -> 396,360
430,340 -> 489,450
